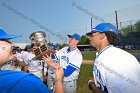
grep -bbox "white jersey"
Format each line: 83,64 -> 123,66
93,45 -> 140,93
54,46 -> 83,81
20,51 -> 48,80
1,61 -> 21,71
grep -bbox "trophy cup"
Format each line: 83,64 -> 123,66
29,31 -> 55,60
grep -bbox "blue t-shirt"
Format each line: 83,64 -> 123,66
0,70 -> 52,93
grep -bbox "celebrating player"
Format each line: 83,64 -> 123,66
86,23 -> 140,93
19,44 -> 48,81
43,33 -> 83,93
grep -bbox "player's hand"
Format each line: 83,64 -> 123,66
21,66 -> 29,72
88,78 -> 105,93
10,56 -> 18,62
42,53 -> 60,69
55,67 -> 64,82
88,79 -> 94,90
42,53 -> 53,65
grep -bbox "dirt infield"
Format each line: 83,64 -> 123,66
82,60 -> 93,64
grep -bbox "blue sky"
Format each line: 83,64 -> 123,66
0,0 -> 140,44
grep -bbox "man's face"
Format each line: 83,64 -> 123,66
32,45 -> 39,51
88,32 -> 103,48
68,38 -> 78,47
0,39 -> 14,66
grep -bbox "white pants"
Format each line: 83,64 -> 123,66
63,80 -> 77,93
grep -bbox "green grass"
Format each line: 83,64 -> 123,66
77,64 -> 93,93
81,50 -> 140,60
81,51 -> 96,60
127,50 -> 140,56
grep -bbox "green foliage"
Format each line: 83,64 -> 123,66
77,64 -> 93,93
78,35 -> 90,45
120,20 -> 140,47
58,43 -> 67,49
134,21 -> 140,33
121,25 -> 132,37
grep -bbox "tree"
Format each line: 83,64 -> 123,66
134,20 -> 140,33
78,35 -> 90,45
119,20 -> 140,49
134,21 -> 140,47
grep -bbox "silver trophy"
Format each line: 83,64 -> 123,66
29,31 -> 55,60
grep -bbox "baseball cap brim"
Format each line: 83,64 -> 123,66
86,23 -> 119,36
67,33 -> 81,42
86,29 -> 100,36
0,34 -> 22,39
67,35 -> 73,38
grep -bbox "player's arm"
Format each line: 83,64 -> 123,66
11,56 -> 29,72
64,53 -> 82,77
54,67 -> 64,93
43,55 -> 76,77
42,54 -> 60,69
63,65 -> 76,77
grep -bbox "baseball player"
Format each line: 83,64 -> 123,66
86,23 -> 140,93
20,44 -> 48,81
43,33 -> 83,93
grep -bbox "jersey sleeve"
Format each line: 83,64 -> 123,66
63,50 -> 83,76
63,65 -> 76,77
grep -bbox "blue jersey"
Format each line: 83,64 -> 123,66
0,70 -> 52,93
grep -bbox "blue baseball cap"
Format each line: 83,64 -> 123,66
67,33 -> 81,42
86,23 -> 118,36
0,27 -> 21,39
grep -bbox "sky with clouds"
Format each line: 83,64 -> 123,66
0,0 -> 140,44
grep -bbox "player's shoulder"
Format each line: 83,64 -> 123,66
75,48 -> 82,55
0,70 -> 52,93
61,46 -> 69,50
109,46 -> 133,56
59,46 -> 69,52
